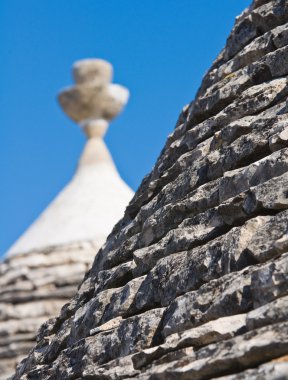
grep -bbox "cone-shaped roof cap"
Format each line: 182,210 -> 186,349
7,59 -> 133,256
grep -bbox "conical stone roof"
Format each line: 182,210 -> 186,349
8,59 -> 133,256
7,139 -> 132,256
0,59 -> 133,379
12,0 -> 288,379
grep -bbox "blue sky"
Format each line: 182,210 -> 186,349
0,0 -> 251,255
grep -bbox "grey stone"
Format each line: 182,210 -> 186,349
10,1 -> 288,379
214,362 -> 288,380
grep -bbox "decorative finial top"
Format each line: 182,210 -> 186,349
58,59 -> 129,138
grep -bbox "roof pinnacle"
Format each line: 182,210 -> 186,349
58,59 -> 129,139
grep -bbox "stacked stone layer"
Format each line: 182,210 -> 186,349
0,241 -> 98,379
13,0 -> 288,379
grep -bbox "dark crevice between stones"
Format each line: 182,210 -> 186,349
102,253 -> 136,273
230,143 -> 272,171
103,269 -> 134,291
236,249 -> 261,271
123,300 -> 163,322
249,63 -> 272,84
42,333 -> 70,366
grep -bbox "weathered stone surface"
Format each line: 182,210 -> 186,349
246,295 -> 288,330
134,322 -> 288,380
160,253 -> 288,338
214,361 -> 288,380
11,1 -> 288,379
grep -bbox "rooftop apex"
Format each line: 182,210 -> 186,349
7,58 -> 133,257
58,58 -> 129,138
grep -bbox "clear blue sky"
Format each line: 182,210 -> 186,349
0,0 -> 251,256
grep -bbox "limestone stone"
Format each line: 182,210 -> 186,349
10,1 -> 288,379
214,362 -> 288,380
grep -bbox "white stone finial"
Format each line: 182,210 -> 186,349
58,58 -> 129,138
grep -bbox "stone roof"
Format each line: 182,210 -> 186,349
12,0 -> 288,379
7,144 -> 133,256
